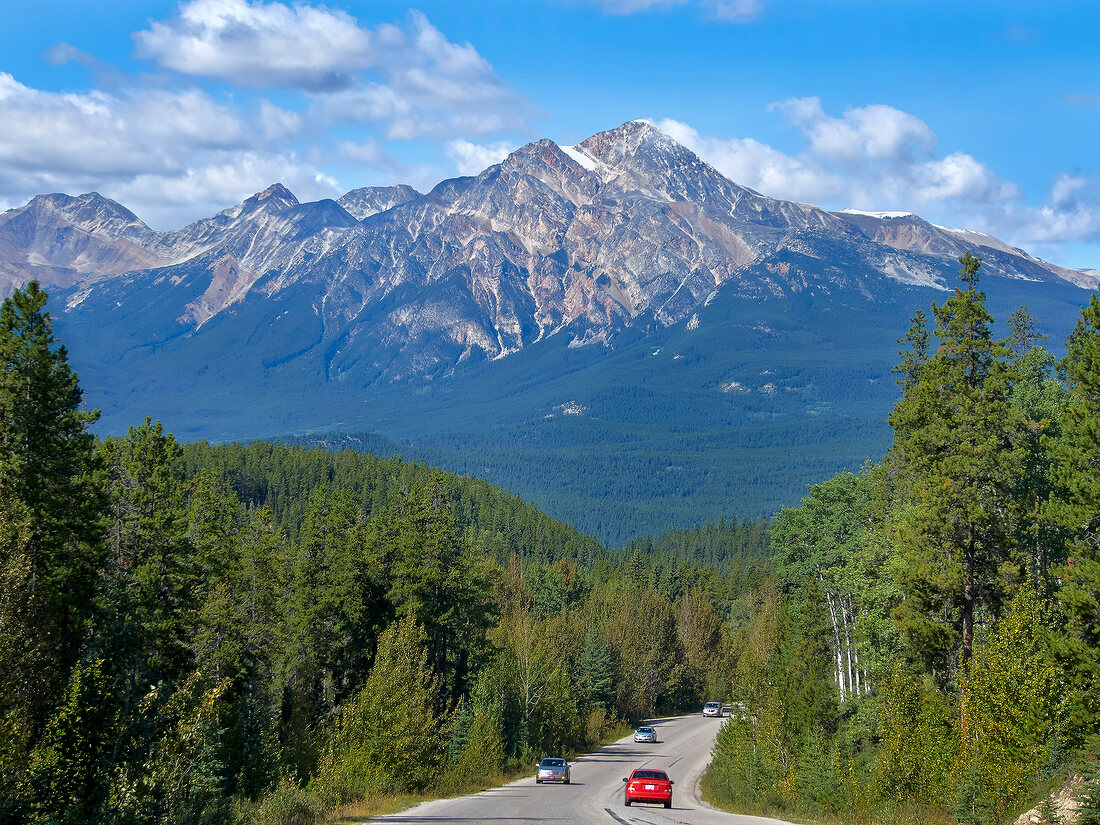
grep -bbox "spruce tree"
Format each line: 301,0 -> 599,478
1049,294 -> 1100,733
887,254 -> 1025,676
0,281 -> 105,720
101,418 -> 196,688
325,615 -> 447,793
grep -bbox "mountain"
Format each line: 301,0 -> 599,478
2,120 -> 1096,542
337,184 -> 421,220
0,191 -> 166,293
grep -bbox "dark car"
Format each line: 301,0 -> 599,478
623,768 -> 673,808
535,757 -> 570,784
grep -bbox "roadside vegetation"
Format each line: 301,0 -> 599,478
703,256 -> 1100,824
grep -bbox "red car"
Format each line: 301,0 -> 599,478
622,768 -> 674,808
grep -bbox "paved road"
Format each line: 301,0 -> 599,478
363,713 -> 797,825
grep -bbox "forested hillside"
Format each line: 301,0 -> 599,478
6,262 -> 1100,825
704,256 -> 1100,824
0,281 -> 766,824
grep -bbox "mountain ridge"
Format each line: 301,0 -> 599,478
3,122 -> 1094,360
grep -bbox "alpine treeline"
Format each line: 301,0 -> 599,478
0,282 -> 767,824
704,256 -> 1100,824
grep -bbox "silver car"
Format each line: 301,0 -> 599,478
633,726 -> 657,743
535,757 -> 570,784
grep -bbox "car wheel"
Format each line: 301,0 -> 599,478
665,797 -> 672,809
535,778 -> 541,784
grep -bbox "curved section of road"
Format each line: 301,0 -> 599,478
363,713 -> 797,825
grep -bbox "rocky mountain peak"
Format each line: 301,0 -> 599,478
246,183 -> 299,211
337,184 -> 420,220
26,191 -> 147,232
578,119 -> 689,170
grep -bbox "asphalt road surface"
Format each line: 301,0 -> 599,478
362,713 -> 798,825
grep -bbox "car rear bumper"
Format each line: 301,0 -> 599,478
626,793 -> 672,804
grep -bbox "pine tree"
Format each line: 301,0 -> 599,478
575,627 -> 614,712
324,615 -> 447,794
0,476 -> 35,821
369,475 -> 494,706
1007,305 -> 1047,358
887,254 -> 1025,677
0,281 -> 106,712
1048,294 -> 1100,734
895,308 -> 931,391
101,418 -> 197,687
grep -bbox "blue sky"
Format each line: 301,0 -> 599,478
1,0 -> 1097,268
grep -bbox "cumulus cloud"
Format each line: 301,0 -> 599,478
134,0 -> 373,91
108,153 -> 342,229
657,98 -> 1017,212
134,2 -> 535,139
0,72 -> 339,228
769,97 -> 935,163
314,12 -> 534,139
654,98 -> 1100,259
445,140 -> 517,176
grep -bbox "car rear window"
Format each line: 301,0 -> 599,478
632,770 -> 668,780
542,759 -> 566,767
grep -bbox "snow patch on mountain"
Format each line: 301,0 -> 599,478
838,208 -> 916,219
561,144 -> 599,172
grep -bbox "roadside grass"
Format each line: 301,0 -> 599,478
701,767 -> 960,825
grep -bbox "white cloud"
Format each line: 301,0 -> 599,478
0,73 -> 248,178
768,97 -> 935,164
259,100 -> 303,139
336,139 -> 386,167
1009,175 -> 1100,247
654,100 -> 1100,262
316,12 -> 535,139
445,140 -> 517,176
655,116 -> 845,203
134,2 -> 535,139
134,0 -> 373,91
0,72 -> 339,229
109,153 -> 342,229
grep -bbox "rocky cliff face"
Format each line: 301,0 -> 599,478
2,120 -> 1095,384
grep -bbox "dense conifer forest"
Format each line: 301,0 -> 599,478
4,258 -> 1100,825
704,257 -> 1100,824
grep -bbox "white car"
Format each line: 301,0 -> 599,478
535,757 -> 570,784
702,701 -> 722,718
633,725 -> 657,743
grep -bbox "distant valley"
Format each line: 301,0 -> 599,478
2,120 -> 1095,543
